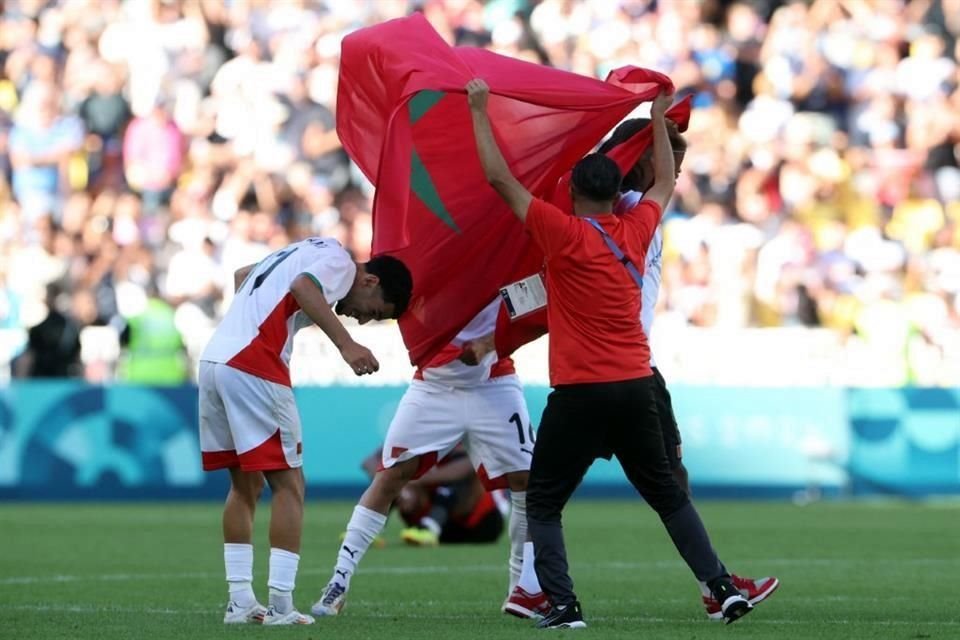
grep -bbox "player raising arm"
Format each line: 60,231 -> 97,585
468,78 -> 754,629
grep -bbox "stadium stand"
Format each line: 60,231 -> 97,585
0,0 -> 958,386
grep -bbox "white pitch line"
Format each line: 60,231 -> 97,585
7,604 -> 959,627
0,564 -> 501,586
2,556 -> 956,586
9,604 -> 208,615
0,572 -> 213,586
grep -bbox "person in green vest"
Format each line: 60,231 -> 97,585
117,281 -> 188,385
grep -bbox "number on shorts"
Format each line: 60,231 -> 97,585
249,247 -> 299,294
510,412 -> 535,446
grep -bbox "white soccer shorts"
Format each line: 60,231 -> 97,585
381,375 -> 534,489
199,361 -> 303,472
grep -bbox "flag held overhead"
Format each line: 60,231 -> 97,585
337,14 -> 674,367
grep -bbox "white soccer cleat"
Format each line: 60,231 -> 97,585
311,581 -> 347,617
262,605 -> 315,625
223,600 -> 267,624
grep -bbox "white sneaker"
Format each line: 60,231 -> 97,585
223,600 -> 267,624
262,605 -> 315,625
311,581 -> 347,617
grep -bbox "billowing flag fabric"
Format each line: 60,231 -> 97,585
493,97 -> 694,357
337,13 -> 673,367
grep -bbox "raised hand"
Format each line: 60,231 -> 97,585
466,78 -> 490,111
651,87 -> 674,119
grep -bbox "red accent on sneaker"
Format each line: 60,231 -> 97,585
702,575 -> 780,620
503,586 -> 552,620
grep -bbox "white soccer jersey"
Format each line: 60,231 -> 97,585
416,298 -> 514,387
615,190 -> 662,368
201,237 -> 356,386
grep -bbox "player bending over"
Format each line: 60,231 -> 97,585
199,237 -> 411,625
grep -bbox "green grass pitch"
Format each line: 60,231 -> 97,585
2,500 -> 957,639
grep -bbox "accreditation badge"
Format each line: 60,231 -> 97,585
499,273 -> 547,320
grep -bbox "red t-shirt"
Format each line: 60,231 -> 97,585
524,197 -> 662,385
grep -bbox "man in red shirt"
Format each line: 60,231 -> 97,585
467,78 -> 752,629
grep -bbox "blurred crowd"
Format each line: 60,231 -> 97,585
0,0 -> 958,386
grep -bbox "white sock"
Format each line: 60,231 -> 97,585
333,505 -> 387,589
698,580 -> 712,597
224,543 -> 257,608
267,548 -> 300,614
517,541 -> 542,593
507,491 -> 528,593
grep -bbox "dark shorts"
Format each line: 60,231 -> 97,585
652,367 -> 683,469
527,376 -> 690,521
440,507 -> 504,544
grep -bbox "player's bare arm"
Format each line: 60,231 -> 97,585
640,88 -> 676,214
458,331 -> 496,365
234,263 -> 256,292
289,274 -> 380,376
466,78 -> 533,222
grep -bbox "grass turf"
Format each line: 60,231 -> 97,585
2,500 -> 957,639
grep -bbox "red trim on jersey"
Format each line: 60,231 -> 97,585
226,292 -> 300,386
489,357 -> 516,378
237,429 -> 292,471
460,491 -> 497,529
411,451 -> 440,479
476,464 -> 510,491
377,448 -> 440,479
413,342 -> 464,379
202,449 -> 240,471
412,355 -> 517,381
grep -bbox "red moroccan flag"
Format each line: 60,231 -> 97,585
337,13 -> 672,367
493,96 -> 693,357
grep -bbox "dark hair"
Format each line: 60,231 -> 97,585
570,153 -> 622,202
597,118 -> 687,191
597,118 -> 688,155
366,255 -> 413,318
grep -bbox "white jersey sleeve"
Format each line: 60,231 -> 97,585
200,237 -> 357,386
301,253 -> 355,306
616,190 -> 662,368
